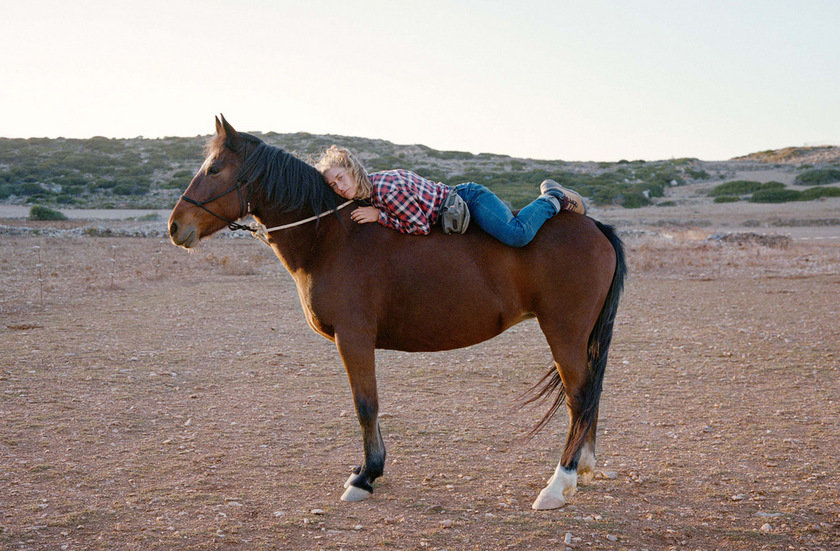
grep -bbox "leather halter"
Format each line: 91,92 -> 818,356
179,179 -> 256,233
180,177 -> 354,246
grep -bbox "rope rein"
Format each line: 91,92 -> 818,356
251,200 -> 354,245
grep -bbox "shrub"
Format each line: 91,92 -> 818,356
795,168 -> 840,186
686,168 -> 710,180
29,205 -> 68,220
713,196 -> 741,203
749,189 -> 802,203
113,183 -> 150,196
19,182 -> 46,196
619,191 -> 653,208
799,186 -> 840,200
709,180 -> 784,197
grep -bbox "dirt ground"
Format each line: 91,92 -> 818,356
2,197 -> 840,550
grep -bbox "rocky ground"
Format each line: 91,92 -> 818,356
1,192 -> 839,550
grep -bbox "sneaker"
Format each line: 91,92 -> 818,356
539,179 -> 587,215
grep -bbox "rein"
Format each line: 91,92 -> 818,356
252,200 -> 353,243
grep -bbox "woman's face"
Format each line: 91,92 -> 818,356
323,167 -> 359,199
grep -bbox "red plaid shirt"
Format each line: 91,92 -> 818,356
368,170 -> 450,235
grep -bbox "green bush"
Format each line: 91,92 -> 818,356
686,168 -> 710,180
709,180 -> 784,197
19,182 -> 46,196
619,191 -> 653,208
794,168 -> 840,186
749,189 -> 802,203
799,186 -> 840,200
713,196 -> 741,203
29,205 -> 68,220
113,183 -> 150,196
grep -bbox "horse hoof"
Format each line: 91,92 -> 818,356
341,485 -> 373,502
532,491 -> 566,510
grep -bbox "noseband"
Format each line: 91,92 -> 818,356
180,179 -> 256,234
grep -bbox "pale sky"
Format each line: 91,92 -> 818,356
3,0 -> 839,161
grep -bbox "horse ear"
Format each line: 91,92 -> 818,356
219,114 -> 242,151
215,115 -> 223,135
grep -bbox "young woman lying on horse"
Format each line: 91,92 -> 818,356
315,145 -> 586,247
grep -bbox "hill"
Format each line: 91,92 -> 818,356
0,135 -> 837,210
733,145 -> 840,164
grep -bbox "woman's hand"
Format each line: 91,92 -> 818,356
351,206 -> 380,224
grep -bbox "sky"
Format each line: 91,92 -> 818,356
2,0 -> 839,161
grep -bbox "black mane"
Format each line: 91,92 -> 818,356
236,133 -> 340,216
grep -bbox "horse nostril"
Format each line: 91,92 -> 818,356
169,221 -> 178,237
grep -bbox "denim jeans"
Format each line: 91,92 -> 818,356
455,183 -> 556,247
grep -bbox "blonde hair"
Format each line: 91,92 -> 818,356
315,145 -> 372,200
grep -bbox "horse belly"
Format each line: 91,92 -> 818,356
374,283 -> 530,352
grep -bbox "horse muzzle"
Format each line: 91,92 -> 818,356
168,217 -> 199,249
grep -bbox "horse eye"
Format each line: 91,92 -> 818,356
208,165 -> 220,175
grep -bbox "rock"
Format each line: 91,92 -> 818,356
760,523 -> 772,532
310,509 -> 325,515
606,534 -> 618,542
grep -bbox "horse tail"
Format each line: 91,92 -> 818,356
523,221 -> 626,440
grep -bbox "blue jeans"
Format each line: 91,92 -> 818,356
455,183 -> 556,247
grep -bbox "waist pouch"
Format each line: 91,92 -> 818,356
439,187 -> 470,234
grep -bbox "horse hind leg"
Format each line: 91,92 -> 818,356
577,410 -> 598,484
532,343 -> 596,510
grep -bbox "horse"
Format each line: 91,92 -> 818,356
168,115 -> 626,510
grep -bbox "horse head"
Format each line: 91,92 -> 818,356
168,115 -> 249,248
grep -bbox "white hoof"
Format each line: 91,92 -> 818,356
341,485 -> 373,502
532,490 -> 566,510
344,473 -> 355,488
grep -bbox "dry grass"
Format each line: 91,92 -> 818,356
626,231 -> 840,279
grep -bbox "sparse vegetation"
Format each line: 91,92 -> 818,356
0,134 -> 715,210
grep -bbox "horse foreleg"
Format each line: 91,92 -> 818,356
335,333 -> 385,502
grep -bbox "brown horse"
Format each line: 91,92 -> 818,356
168,116 -> 626,510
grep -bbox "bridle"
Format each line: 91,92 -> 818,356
180,177 -> 354,245
180,178 -> 256,234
